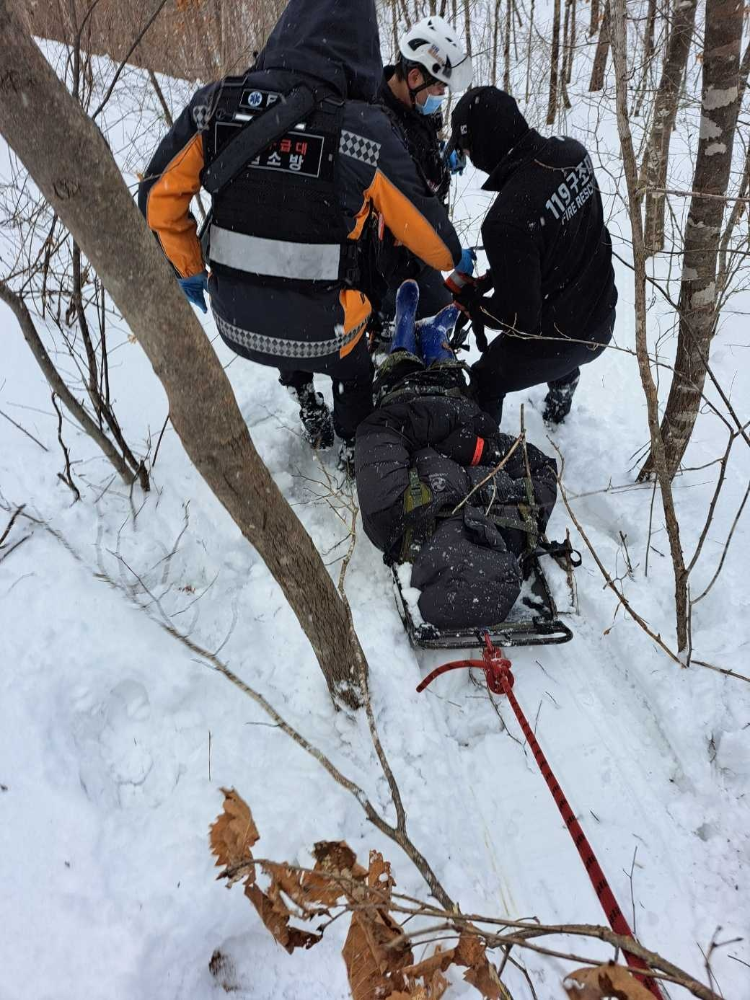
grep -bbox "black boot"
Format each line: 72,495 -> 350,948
543,372 -> 580,424
288,383 -> 335,448
337,438 -> 356,480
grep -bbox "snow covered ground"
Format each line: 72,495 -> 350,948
1,36 -> 749,1000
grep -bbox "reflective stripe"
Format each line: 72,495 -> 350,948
209,225 -> 341,280
214,312 -> 367,360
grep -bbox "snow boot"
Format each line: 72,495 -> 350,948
390,280 -> 420,355
543,372 -> 580,425
288,383 -> 335,448
337,438 -> 356,480
418,304 -> 460,364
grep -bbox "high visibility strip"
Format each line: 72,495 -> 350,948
470,436 -> 484,466
209,226 -> 342,281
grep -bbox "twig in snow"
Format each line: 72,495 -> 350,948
0,408 -> 49,451
51,392 -> 81,502
550,439 -> 681,664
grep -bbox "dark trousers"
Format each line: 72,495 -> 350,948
277,336 -> 374,441
471,309 -> 616,424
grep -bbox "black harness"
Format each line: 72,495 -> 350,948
201,77 -> 359,289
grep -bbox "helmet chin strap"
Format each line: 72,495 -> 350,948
408,78 -> 432,108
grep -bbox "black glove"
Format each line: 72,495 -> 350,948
451,273 -> 494,352
438,413 -> 503,467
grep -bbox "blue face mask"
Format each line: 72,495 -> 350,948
418,92 -> 445,116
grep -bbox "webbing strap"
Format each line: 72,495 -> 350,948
202,85 -> 316,196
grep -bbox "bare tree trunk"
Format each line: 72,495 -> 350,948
546,0 -> 561,123
0,0 -> 368,709
503,0 -> 512,91
589,0 -> 600,37
588,0 -> 610,91
640,0 -> 698,255
644,0 -> 656,64
565,0 -> 576,84
492,0 -> 501,85
716,42 -> 750,301
640,0 -> 744,481
610,0 -> 689,654
525,0 -> 535,102
464,0 -> 472,55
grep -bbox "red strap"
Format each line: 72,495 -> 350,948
418,636 -> 665,1000
470,436 -> 485,466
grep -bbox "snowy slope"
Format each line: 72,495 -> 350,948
1,37 -> 749,1000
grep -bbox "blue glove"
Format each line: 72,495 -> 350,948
178,270 -> 209,313
457,248 -> 476,276
448,149 -> 466,175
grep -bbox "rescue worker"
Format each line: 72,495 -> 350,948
138,0 -> 463,468
356,280 -> 558,630
371,16 -> 473,331
446,87 -> 617,425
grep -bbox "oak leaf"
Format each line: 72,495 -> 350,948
209,788 -> 259,885
367,849 -> 395,900
342,850 -> 413,1000
456,934 -> 511,1000
308,840 -> 368,905
563,964 -> 656,1000
244,882 -> 322,954
263,861 -> 332,916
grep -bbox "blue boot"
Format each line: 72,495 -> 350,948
390,280 -> 420,355
418,304 -> 460,364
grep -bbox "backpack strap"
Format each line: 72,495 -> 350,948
202,84 -> 317,196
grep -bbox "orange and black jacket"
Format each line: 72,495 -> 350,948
138,0 -> 461,364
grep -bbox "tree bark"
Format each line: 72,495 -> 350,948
588,0 -> 610,92
503,0 -> 512,92
640,0 -> 698,255
546,0 -> 561,123
463,0 -> 472,56
640,0 -> 744,480
525,0 -> 535,101
610,0 -> 689,654
0,0 -> 368,709
589,0 -> 600,38
492,0 -> 501,85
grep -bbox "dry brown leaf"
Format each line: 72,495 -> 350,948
402,944 -> 457,982
342,909 -> 413,1000
209,788 -> 260,885
464,961 -> 508,1000
563,964 -> 657,1000
393,966 -> 450,1000
261,861 -> 334,917
244,882 -> 322,954
454,935 -> 511,1000
367,850 -> 396,900
342,854 -> 413,1000
307,840 -> 368,905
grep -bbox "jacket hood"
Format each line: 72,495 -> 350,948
450,86 -> 530,175
255,0 -> 383,101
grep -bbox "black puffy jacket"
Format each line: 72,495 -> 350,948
356,389 -> 557,629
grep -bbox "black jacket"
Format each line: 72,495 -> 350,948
379,67 -> 450,204
356,388 -> 557,630
477,129 -> 617,341
138,0 -> 460,363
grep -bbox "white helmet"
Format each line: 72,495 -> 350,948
399,16 -> 473,92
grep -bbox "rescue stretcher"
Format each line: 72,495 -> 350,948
392,551 -> 574,650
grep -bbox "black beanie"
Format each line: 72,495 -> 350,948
450,86 -> 530,175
